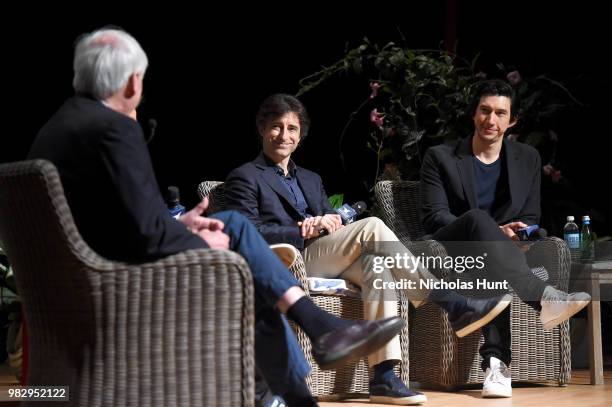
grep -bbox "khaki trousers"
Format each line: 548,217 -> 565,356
303,217 -> 438,367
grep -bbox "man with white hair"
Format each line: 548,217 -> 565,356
28,27 -> 407,407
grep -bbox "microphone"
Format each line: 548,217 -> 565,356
517,225 -> 548,241
145,118 -> 157,144
318,201 -> 368,236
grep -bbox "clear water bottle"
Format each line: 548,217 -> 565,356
581,215 -> 595,260
167,186 -> 186,219
564,215 -> 580,259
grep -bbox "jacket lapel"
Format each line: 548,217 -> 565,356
296,169 -> 321,215
455,137 -> 478,209
253,153 -> 303,218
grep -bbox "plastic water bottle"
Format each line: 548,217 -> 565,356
563,216 -> 580,259
167,186 -> 186,219
581,215 -> 595,260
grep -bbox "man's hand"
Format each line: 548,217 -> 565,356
178,198 -> 225,233
197,229 -> 230,250
499,221 -> 528,241
298,214 -> 343,239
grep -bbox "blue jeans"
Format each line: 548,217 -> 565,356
211,210 -> 311,393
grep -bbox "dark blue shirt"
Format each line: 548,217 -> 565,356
473,156 -> 501,215
272,160 -> 311,219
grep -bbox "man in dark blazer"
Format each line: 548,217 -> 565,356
420,79 -> 590,398
27,28 -> 408,407
225,93 -> 517,406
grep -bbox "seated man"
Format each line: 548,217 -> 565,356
225,93 -> 513,406
27,28 -> 407,407
419,79 -> 590,398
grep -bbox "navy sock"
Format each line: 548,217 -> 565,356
427,288 -> 466,314
286,296 -> 352,341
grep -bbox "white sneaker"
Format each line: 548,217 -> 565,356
482,357 -> 512,398
540,286 -> 590,330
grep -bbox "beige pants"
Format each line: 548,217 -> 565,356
302,216 -> 438,366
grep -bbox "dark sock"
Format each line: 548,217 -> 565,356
286,296 -> 352,340
371,359 -> 399,384
281,379 -> 318,406
427,289 -> 467,315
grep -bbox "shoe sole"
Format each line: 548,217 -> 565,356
542,300 -> 590,330
370,394 -> 428,405
455,294 -> 512,338
482,390 -> 512,398
317,318 -> 405,370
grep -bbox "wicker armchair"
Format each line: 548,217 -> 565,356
374,180 -> 571,389
198,181 -> 411,398
0,160 -> 254,407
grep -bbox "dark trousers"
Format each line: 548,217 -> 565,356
430,209 -> 547,370
211,211 -> 310,395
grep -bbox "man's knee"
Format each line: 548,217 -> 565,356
461,209 -> 496,228
214,210 -> 250,226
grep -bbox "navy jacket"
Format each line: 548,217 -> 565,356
28,95 -> 206,262
420,136 -> 541,234
225,153 -> 336,250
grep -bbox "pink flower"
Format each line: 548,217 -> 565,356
507,70 -> 522,86
543,163 -> 562,183
369,82 -> 382,99
542,164 -> 554,176
370,108 -> 384,129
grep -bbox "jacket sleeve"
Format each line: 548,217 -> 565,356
99,118 -> 208,260
225,168 -> 306,249
516,149 -> 541,226
419,148 -> 458,233
316,173 -> 337,215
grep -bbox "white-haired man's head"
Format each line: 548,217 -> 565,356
73,28 -> 148,117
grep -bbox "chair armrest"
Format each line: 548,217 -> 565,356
525,236 -> 570,291
81,249 -> 255,406
406,239 -> 451,279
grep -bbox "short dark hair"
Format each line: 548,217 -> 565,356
256,93 -> 311,141
468,79 -> 519,120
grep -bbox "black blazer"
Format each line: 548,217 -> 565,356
225,152 -> 336,250
420,136 -> 541,234
28,95 -> 206,262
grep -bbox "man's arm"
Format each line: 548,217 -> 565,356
517,149 -> 542,226
420,149 -> 458,233
99,119 -> 207,259
225,168 -> 306,249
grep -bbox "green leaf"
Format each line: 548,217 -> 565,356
328,194 -> 344,210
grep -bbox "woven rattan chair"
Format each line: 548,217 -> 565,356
0,160 -> 255,407
374,180 -> 571,389
198,180 -> 411,399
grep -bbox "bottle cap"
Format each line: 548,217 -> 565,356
582,215 -> 590,222
567,215 -> 574,222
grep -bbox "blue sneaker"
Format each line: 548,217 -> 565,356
370,375 -> 427,405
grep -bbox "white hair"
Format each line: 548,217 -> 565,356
73,28 -> 148,100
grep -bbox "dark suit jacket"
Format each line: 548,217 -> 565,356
420,136 -> 541,234
28,95 -> 206,262
225,152 -> 336,250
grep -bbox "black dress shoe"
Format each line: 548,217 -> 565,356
311,316 -> 404,370
448,293 -> 512,337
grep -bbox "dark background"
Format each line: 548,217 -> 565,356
1,0 -> 610,362
2,2 -> 610,238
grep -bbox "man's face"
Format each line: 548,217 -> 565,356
473,95 -> 516,143
260,112 -> 301,162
